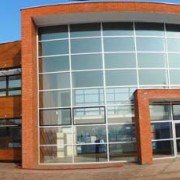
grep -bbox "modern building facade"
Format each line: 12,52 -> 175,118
2,1 -> 180,169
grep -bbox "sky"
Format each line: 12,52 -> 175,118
0,0 -> 180,43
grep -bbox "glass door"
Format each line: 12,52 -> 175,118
174,123 -> 180,155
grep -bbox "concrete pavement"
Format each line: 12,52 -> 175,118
1,158 -> 180,179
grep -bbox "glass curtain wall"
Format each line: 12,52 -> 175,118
38,22 -> 180,164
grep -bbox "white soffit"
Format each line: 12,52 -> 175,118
33,11 -> 180,27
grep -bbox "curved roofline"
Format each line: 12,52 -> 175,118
21,0 -> 180,10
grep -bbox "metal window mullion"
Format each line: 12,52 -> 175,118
101,22 -> 109,162
68,24 -> 75,164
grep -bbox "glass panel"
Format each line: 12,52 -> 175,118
170,70 -> 180,85
106,87 -> 135,105
150,104 -> 171,121
108,124 -> 135,142
39,40 -> 69,56
106,70 -> 137,86
39,56 -> 69,73
8,90 -> 21,96
0,91 -> 6,97
71,38 -> 101,54
72,71 -> 103,88
75,125 -> 106,144
0,126 -> 21,149
40,127 -> 73,145
104,53 -> 136,69
168,54 -> 180,68
0,77 -> 6,89
40,109 -> 71,126
109,143 -> 137,161
104,37 -> 135,52
173,104 -> 180,120
166,24 -> 180,37
39,73 -> 70,90
151,122 -> 172,140
152,140 -> 174,158
107,105 -> 134,123
38,25 -> 68,40
39,90 -> 70,108
103,22 -> 133,36
139,69 -> 167,85
176,139 -> 180,155
175,123 -> 180,137
74,144 -> 107,163
74,107 -> 105,124
138,53 -> 166,68
136,37 -> 164,51
73,88 -> 104,106
70,23 -> 100,37
71,54 -> 102,70
167,39 -> 180,52
8,75 -> 21,88
135,23 -> 164,36
40,145 -> 73,163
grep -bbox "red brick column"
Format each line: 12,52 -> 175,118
134,90 -> 152,164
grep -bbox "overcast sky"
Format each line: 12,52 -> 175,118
0,0 -> 180,43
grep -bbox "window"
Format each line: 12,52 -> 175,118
0,68 -> 21,97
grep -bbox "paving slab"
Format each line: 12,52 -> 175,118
0,158 -> 180,179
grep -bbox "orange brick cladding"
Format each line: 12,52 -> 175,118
21,2 -> 180,169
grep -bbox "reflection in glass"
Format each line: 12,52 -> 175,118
136,37 -> 164,51
71,54 -> 102,70
106,88 -> 135,104
8,90 -> 21,96
152,140 -> 174,158
139,69 -> 167,85
70,23 -> 100,37
150,104 -> 171,121
109,143 -> 137,161
9,75 -> 21,88
0,126 -> 21,149
103,22 -> 133,36
168,54 -> 180,68
170,70 -> 180,85
105,53 -> 136,69
74,144 -> 107,163
40,109 -> 71,126
151,122 -> 172,140
104,37 -> 135,52
38,25 -> 68,40
39,56 -> 69,73
40,145 -> 73,163
72,71 -> 103,88
173,104 -> 180,120
167,39 -> 180,52
106,70 -> 137,86
39,40 -> 69,56
175,123 -> 180,137
39,73 -> 70,90
73,88 -> 104,106
76,125 -> 106,144
108,124 -> 135,142
74,107 -> 105,124
71,38 -> 101,53
137,53 -> 165,68
40,127 -> 73,145
166,24 -> 180,37
135,23 -> 164,36
0,77 -> 6,89
176,139 -> 180,155
39,90 -> 70,108
107,105 -> 134,123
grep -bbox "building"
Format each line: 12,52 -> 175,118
2,1 -> 180,169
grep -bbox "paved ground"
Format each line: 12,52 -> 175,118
1,158 -> 180,179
